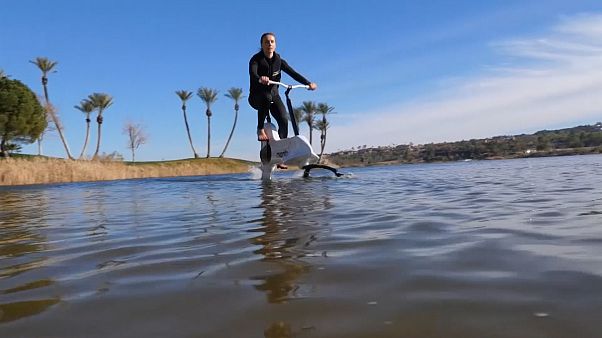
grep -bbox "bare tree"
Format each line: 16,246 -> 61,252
123,122 -> 148,162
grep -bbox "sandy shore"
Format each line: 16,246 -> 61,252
0,157 -> 256,186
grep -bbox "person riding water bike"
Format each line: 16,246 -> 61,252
248,32 -> 317,169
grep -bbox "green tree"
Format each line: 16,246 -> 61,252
221,88 -> 244,158
87,93 -> 113,159
74,99 -> 95,159
0,77 -> 47,157
567,131 -> 583,148
197,87 -> 218,158
30,56 -> 74,159
0,69 -> 8,79
536,135 -> 551,151
424,144 -> 436,162
300,101 -> 317,145
316,103 -> 335,162
175,90 -> 199,158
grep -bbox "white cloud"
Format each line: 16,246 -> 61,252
326,13 -> 602,152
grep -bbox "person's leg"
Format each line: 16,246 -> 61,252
250,95 -> 270,141
270,96 -> 288,140
257,107 -> 269,141
269,96 -> 289,169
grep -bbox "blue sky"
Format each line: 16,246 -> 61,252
2,0 -> 602,161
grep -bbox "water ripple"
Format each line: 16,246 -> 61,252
1,156 -> 602,337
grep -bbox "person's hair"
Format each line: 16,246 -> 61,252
260,32 -> 276,47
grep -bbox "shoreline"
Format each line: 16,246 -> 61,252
0,157 -> 256,187
325,147 -> 602,168
3,150 -> 598,187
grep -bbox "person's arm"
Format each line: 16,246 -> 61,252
281,59 -> 317,90
281,59 -> 310,85
250,57 -> 270,85
249,57 -> 260,82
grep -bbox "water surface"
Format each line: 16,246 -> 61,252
1,155 -> 602,337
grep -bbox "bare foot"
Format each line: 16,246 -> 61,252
276,164 -> 288,170
257,128 -> 269,141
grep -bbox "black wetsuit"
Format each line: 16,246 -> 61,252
248,51 -> 311,139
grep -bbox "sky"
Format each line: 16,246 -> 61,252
2,0 -> 602,161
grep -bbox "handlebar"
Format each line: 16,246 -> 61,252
266,80 -> 309,90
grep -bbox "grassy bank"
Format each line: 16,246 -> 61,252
0,157 -> 256,186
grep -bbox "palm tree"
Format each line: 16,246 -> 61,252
197,87 -> 218,158
300,101 -> 317,145
175,90 -> 199,158
30,56 -> 74,159
315,119 -> 330,162
74,99 -> 95,159
316,103 -> 335,162
221,88 -> 244,158
88,93 -> 113,159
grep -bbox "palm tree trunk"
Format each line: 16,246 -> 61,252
93,114 -> 103,159
42,78 -> 74,160
182,106 -> 199,158
79,117 -> 91,159
307,123 -> 313,145
132,148 -> 135,162
206,116 -> 211,158
319,132 -> 327,163
48,112 -> 74,159
219,109 -> 238,158
42,77 -> 49,103
37,137 -> 42,155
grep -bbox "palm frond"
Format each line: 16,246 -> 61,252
175,90 -> 193,102
197,87 -> 219,106
317,103 -> 335,116
225,87 -> 244,103
315,119 -> 330,131
88,92 -> 113,111
29,57 -> 58,75
300,101 -> 317,124
74,99 -> 95,114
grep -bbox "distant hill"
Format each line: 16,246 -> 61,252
325,122 -> 602,167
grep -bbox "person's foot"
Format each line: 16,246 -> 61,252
257,128 -> 269,141
276,163 -> 288,170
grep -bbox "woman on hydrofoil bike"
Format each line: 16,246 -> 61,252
248,32 -> 317,145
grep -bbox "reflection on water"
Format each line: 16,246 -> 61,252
0,155 -> 602,337
0,299 -> 60,323
264,321 -> 293,338
251,180 -> 333,304
0,190 -> 60,323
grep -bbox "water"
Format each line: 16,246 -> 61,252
1,155 -> 601,338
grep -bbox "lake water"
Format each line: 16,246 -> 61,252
1,155 -> 601,338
